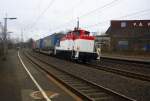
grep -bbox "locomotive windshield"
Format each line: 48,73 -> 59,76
73,30 -> 80,36
73,29 -> 90,36
84,31 -> 90,36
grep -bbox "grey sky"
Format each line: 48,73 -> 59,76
0,0 -> 150,41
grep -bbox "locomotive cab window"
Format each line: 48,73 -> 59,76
84,31 -> 90,36
73,30 -> 80,36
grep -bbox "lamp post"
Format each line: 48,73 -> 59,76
2,17 -> 17,60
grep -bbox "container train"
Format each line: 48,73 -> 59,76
33,28 -> 100,62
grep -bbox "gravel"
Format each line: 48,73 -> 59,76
31,51 -> 150,101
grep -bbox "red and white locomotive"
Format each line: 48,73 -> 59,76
34,27 -> 99,62
55,28 -> 98,61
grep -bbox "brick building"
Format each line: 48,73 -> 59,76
106,20 -> 150,52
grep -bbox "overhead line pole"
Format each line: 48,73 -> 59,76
21,29 -> 24,49
2,15 -> 17,60
3,17 -> 8,60
77,17 -> 79,29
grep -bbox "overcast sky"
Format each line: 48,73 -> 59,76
0,0 -> 150,41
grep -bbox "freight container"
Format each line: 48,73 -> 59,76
39,39 -> 44,49
32,40 -> 36,49
39,33 -> 64,50
35,39 -> 40,48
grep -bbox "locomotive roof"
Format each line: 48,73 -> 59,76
67,28 -> 90,34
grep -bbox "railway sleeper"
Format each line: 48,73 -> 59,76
64,81 -> 84,84
66,81 -> 87,85
69,83 -> 90,87
91,96 -> 113,101
58,75 -> 77,79
87,92 -> 109,98
61,79 -> 81,83
80,89 -> 101,93
75,86 -> 95,90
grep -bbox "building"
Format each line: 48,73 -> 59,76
106,20 -> 150,52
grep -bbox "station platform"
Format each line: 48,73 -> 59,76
101,53 -> 150,63
0,50 -> 80,101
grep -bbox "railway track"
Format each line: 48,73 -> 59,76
87,59 -> 150,82
31,50 -> 150,82
99,57 -> 150,70
23,50 -> 133,101
101,56 -> 150,65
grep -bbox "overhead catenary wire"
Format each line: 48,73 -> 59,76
26,0 -> 150,39
79,0 -> 120,18
25,0 -> 120,36
63,0 -> 83,15
23,0 -> 55,40
52,0 -> 120,32
83,8 -> 150,29
26,0 -> 83,34
25,0 -> 55,31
